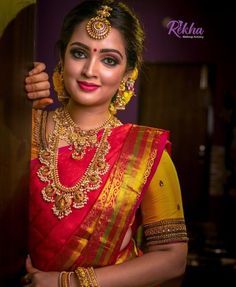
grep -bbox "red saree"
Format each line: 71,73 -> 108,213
29,110 -> 169,271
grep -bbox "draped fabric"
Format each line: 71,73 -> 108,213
29,109 -> 186,272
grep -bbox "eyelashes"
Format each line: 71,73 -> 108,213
102,57 -> 119,66
69,48 -> 120,67
70,48 -> 86,59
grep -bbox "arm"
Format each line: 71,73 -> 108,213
25,62 -> 53,109
92,150 -> 188,287
94,242 -> 187,287
25,242 -> 187,287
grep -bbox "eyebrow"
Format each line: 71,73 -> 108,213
100,48 -> 123,59
70,42 -> 124,59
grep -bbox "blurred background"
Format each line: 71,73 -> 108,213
0,0 -> 235,286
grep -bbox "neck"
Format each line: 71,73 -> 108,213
65,102 -> 111,130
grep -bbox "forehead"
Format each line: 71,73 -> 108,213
68,20 -> 127,54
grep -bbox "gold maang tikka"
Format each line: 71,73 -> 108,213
86,5 -> 112,40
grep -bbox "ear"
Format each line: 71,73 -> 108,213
123,69 -> 133,82
123,67 -> 139,82
59,55 -> 64,67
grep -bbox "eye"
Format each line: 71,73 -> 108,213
102,57 -> 119,67
70,49 -> 87,59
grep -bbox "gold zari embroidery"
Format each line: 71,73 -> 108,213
144,218 -> 188,245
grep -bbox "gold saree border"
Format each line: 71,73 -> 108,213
58,125 -> 169,269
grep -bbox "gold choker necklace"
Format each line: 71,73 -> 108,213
64,109 -> 113,160
37,107 -> 121,219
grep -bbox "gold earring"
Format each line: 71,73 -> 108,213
52,62 -> 69,104
109,67 -> 138,115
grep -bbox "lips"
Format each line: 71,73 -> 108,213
77,81 -> 100,92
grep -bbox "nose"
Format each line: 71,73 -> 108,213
82,58 -> 97,78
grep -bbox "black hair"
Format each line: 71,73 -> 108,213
57,0 -> 145,71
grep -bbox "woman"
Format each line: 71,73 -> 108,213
24,0 -> 188,286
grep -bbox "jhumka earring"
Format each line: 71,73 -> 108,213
86,5 -> 112,40
109,67 -> 139,115
52,62 -> 69,104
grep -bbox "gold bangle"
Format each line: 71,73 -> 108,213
87,267 -> 100,287
75,267 -> 90,287
68,272 -> 74,287
75,267 -> 101,287
59,271 -> 66,287
59,271 -> 74,287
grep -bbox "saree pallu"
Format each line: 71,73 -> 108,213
29,110 -> 169,271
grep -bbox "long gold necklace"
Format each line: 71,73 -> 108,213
37,107 -> 121,219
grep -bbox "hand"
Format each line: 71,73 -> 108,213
25,62 -> 53,109
22,255 -> 59,287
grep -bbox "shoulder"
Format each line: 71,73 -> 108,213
131,124 -> 170,142
32,107 -> 56,134
130,124 -> 171,155
31,107 -> 58,151
132,124 -> 169,135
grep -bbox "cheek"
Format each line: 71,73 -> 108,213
101,69 -> 124,88
63,66 -> 79,93
64,62 -> 80,77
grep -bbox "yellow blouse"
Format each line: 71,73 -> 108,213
141,150 -> 188,245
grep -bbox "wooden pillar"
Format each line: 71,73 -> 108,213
0,4 -> 35,286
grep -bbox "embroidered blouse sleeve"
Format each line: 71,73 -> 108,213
141,150 -> 188,245
31,109 -> 48,160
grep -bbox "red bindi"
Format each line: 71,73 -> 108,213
93,48 -> 97,52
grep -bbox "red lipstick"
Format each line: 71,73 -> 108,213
78,81 -> 100,92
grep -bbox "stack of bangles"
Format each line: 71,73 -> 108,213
59,267 -> 100,287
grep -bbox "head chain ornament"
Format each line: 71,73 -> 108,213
86,5 -> 112,40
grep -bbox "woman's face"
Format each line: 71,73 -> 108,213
63,20 -> 129,111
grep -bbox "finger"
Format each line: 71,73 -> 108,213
21,273 -> 32,286
32,98 -> 54,109
25,72 -> 49,84
28,62 -> 46,76
33,61 -> 43,67
27,89 -> 51,101
26,255 -> 39,274
25,81 -> 51,93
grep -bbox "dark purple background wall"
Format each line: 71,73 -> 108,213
36,0 -> 235,126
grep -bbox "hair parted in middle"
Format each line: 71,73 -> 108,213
56,0 -> 145,72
